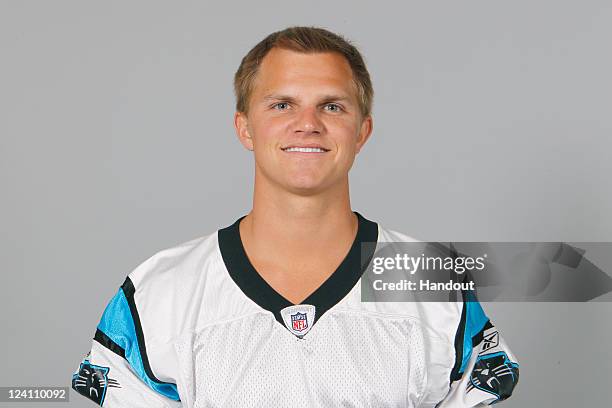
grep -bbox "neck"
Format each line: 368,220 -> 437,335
240,175 -> 357,257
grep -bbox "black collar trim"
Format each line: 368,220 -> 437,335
218,212 -> 379,325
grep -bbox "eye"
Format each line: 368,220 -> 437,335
323,103 -> 343,112
272,102 -> 290,111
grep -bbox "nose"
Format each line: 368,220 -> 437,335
294,106 -> 323,135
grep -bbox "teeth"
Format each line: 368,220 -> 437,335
284,147 -> 326,153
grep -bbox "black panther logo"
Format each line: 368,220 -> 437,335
72,360 -> 120,406
466,352 -> 519,402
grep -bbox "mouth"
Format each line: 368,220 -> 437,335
281,146 -> 330,153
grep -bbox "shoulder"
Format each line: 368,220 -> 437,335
376,223 -> 420,243
127,232 -> 219,291
115,228 -> 227,342
361,220 -> 485,343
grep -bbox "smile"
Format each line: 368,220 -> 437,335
282,147 -> 329,153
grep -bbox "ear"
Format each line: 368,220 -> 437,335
355,115 -> 373,154
234,111 -> 254,151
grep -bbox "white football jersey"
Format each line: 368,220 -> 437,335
71,213 -> 519,407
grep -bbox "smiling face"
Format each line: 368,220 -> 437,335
234,48 -> 373,196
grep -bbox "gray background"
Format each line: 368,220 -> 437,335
1,1 -> 611,407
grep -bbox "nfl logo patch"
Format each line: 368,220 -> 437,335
291,312 -> 308,332
280,304 -> 315,337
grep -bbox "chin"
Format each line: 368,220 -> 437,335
283,175 -> 343,196
276,174 -> 320,193
284,182 -> 325,196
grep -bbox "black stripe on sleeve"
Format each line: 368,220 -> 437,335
449,299 -> 467,382
120,277 -> 176,387
94,328 -> 126,359
471,320 -> 494,347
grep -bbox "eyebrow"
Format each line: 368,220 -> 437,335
261,94 -> 352,103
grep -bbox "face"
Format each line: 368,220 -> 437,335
234,48 -> 373,196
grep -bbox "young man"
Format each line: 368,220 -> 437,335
72,27 -> 519,407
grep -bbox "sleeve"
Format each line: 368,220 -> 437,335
71,277 -> 182,407
437,290 -> 519,407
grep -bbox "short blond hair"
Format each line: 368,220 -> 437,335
233,26 -> 373,118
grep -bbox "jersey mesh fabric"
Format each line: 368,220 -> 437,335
173,310 -> 437,407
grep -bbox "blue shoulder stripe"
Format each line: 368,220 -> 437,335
96,277 -> 179,401
459,290 -> 489,374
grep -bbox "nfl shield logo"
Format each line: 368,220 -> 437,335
291,312 -> 308,332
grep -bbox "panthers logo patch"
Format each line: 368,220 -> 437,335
72,360 -> 120,406
467,352 -> 519,402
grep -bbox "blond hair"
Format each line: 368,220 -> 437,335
233,26 -> 373,117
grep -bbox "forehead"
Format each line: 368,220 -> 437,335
252,48 -> 356,97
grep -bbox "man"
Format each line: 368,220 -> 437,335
72,26 -> 519,407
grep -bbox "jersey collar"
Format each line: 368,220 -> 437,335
217,212 -> 379,326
